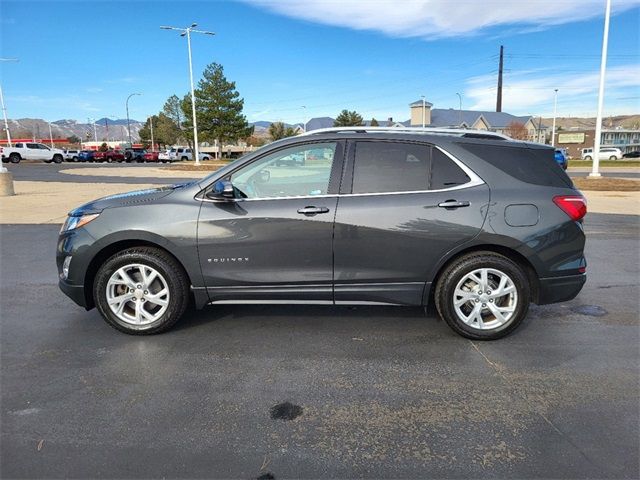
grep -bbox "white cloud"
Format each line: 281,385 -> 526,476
246,0 -> 640,39
464,64 -> 640,115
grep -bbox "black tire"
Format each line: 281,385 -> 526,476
9,153 -> 21,164
106,156 -> 113,163
609,155 -> 617,160
53,154 -> 63,164
72,156 -> 78,162
434,252 -> 530,340
202,156 -> 209,161
181,156 -> 188,161
94,247 -> 190,335
584,155 -> 592,161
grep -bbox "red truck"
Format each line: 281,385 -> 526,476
92,149 -> 126,163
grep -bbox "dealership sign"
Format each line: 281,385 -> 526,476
558,133 -> 586,144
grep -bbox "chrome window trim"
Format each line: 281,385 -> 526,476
198,144 -> 485,203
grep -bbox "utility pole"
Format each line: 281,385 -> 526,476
590,0 -> 611,178
496,45 -> 504,112
551,89 -> 558,146
48,122 -> 54,147
421,95 -> 426,128
161,23 -> 215,165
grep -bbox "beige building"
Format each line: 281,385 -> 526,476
407,99 -> 547,142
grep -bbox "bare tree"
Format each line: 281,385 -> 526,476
505,121 -> 528,140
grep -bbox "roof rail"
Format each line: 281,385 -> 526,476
300,126 -> 512,141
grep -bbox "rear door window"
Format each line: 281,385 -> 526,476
352,141 -> 430,194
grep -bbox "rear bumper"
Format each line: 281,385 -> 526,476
537,273 -> 586,305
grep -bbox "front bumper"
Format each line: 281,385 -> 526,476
537,273 -> 586,305
58,277 -> 89,308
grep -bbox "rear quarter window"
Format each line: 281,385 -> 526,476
457,142 -> 573,188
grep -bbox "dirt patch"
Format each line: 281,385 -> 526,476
573,177 -> 640,191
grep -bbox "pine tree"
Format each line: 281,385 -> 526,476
370,118 -> 379,127
334,110 -> 364,126
181,63 -> 252,156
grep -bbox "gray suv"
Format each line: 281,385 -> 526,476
57,128 -> 587,340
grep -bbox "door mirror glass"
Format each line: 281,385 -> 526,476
207,180 -> 235,200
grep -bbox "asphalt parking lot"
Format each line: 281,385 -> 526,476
1,165 -> 639,479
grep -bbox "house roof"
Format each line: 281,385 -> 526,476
429,109 -> 535,129
305,117 -> 335,131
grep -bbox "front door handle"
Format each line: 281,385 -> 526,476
438,199 -> 470,209
297,206 -> 330,215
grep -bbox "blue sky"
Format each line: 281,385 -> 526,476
1,0 -> 639,124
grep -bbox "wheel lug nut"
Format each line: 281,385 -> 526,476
475,299 -> 480,303
489,299 -> 494,303
478,291 -> 482,295
144,290 -> 148,295
482,303 -> 486,307
487,291 -> 492,295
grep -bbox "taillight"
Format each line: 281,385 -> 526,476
553,195 -> 587,221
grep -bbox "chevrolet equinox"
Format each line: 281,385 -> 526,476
57,128 -> 587,340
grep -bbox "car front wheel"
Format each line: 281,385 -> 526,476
609,155 -> 617,160
584,155 -> 592,161
94,247 -> 190,335
435,252 -> 530,340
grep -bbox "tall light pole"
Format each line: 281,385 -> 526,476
0,58 -> 18,151
551,89 -> 558,146
456,92 -> 463,127
161,23 -> 215,165
48,122 -> 54,147
126,93 -> 141,147
421,95 -> 426,128
590,0 -> 611,178
301,105 -> 307,132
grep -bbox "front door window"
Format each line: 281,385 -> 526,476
230,142 -> 337,199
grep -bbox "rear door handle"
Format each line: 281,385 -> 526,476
297,206 -> 330,215
438,200 -> 470,209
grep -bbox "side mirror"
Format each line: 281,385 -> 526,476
206,180 -> 235,200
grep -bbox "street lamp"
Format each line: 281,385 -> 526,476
301,105 -> 307,132
126,93 -> 142,147
0,58 -> 19,152
551,89 -> 558,146
590,0 -> 611,178
161,23 -> 215,165
456,93 -> 463,127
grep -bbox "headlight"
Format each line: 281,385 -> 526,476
60,213 -> 100,233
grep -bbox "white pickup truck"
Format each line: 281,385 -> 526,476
158,147 -> 210,162
1,142 -> 66,164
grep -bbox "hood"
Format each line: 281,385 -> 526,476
68,182 -> 193,216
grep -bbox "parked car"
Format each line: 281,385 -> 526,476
63,149 -> 81,162
581,147 -> 623,161
77,150 -> 95,162
93,149 -> 126,163
1,142 -> 65,164
159,147 -> 210,162
124,148 -> 146,162
143,151 -> 161,162
554,148 -> 568,170
57,127 -> 586,340
622,150 -> 640,158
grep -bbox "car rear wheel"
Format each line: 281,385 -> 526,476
94,247 -> 190,335
609,155 -> 617,160
53,154 -> 63,164
434,252 -> 530,340
584,155 -> 592,161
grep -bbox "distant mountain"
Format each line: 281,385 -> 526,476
4,118 -> 144,142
